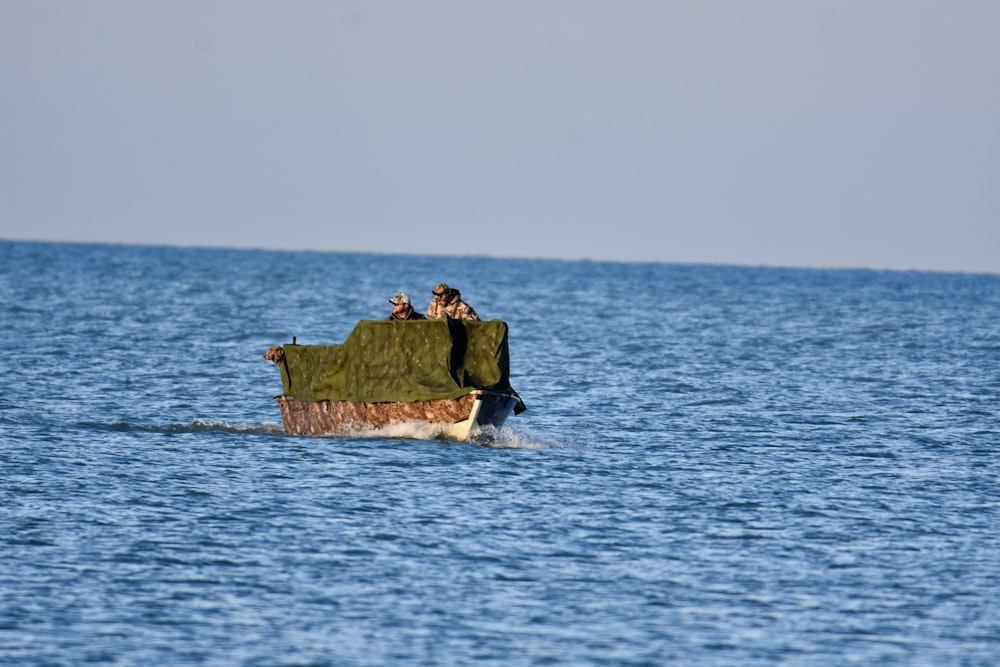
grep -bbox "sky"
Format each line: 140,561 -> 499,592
2,1 -> 998,274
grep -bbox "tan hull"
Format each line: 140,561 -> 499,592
275,390 -> 519,442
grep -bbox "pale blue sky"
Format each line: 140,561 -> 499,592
2,1 -> 998,273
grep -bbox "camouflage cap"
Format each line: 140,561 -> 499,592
388,292 -> 411,305
433,283 -> 450,296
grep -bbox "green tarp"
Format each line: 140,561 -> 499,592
275,318 -> 525,411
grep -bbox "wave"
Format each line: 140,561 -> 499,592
87,419 -> 554,448
311,422 -> 552,449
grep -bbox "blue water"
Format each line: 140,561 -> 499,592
2,240 -> 999,666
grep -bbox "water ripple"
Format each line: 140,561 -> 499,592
2,243 -> 999,665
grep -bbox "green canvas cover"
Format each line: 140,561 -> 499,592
275,318 -> 525,412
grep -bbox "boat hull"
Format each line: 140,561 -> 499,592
275,390 -> 519,442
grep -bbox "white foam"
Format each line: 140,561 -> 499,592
334,421 -> 551,448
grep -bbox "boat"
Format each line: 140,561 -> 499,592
264,318 -> 526,442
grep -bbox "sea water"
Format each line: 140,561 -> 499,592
1,240 -> 998,666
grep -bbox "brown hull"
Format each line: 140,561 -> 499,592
275,390 -> 519,441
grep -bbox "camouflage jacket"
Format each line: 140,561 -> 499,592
385,309 -> 426,321
426,291 -> 480,321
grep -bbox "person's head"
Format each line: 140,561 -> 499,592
433,283 -> 451,303
389,292 -> 412,313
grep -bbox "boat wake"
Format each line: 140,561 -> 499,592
344,422 -> 548,449
468,425 -> 550,449
101,419 -> 286,436
91,420 -> 551,448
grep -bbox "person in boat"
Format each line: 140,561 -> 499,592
427,283 -> 480,320
386,292 -> 426,320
